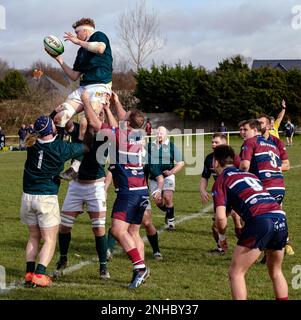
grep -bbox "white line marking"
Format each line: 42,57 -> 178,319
1,204 -> 212,293
1,162 -> 300,292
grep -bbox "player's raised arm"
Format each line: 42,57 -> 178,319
45,49 -> 81,81
111,91 -> 127,121
103,102 -> 118,127
81,91 -> 102,132
64,32 -> 106,55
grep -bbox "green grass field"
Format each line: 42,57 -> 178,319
0,134 -> 300,300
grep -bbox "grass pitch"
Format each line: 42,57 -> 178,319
0,135 -> 300,300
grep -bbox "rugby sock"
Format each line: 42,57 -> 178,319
26,261 -> 35,273
95,235 -> 108,269
35,264 -> 46,275
126,248 -> 145,270
107,228 -> 116,252
59,232 -> 71,256
165,207 -> 174,219
212,223 -> 219,244
157,204 -> 167,212
147,232 -> 160,254
276,296 -> 288,300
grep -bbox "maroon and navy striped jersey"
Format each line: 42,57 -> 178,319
212,166 -> 285,222
240,135 -> 285,193
102,123 -> 148,193
267,134 -> 288,161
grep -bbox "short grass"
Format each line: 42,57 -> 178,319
0,134 -> 300,300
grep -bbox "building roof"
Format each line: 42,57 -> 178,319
252,59 -> 301,71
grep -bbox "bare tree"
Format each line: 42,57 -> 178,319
117,0 -> 165,71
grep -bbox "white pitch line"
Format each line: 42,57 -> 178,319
1,204 -> 212,293
1,162 -> 301,292
2,162 -> 300,292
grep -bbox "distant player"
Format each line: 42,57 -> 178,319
48,17 -> 113,180
257,115 -> 293,256
200,133 -> 242,255
284,120 -> 295,146
240,119 -> 285,204
147,126 -> 185,230
212,145 -> 288,300
258,114 -> 290,172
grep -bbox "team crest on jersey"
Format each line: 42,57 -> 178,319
250,198 -> 258,205
131,170 -> 138,175
265,172 -> 272,178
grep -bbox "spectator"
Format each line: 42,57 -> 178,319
18,124 -> 27,151
217,122 -> 227,133
0,126 -> 5,149
284,120 -> 295,146
145,118 -> 152,136
27,124 -> 35,135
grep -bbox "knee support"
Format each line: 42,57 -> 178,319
91,217 -> 106,229
61,213 -> 76,228
56,103 -> 76,127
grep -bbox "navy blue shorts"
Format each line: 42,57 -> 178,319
268,189 -> 285,204
237,214 -> 288,250
112,192 -> 150,225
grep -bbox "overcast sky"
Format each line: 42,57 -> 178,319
1,0 -> 301,71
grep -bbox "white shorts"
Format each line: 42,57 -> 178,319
67,83 -> 112,107
150,174 -> 175,194
20,193 -> 60,228
62,180 -> 107,213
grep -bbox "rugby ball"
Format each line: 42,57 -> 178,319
43,35 -> 64,56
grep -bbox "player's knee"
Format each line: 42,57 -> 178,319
54,103 -> 76,127
60,213 -> 76,230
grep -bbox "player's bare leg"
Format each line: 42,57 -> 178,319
266,248 -> 288,299
228,245 -> 261,299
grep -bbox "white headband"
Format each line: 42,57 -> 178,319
75,25 -> 95,32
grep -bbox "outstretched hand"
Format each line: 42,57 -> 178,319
64,32 -> 81,45
110,91 -> 120,104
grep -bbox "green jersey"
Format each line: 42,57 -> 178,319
146,139 -> 183,180
73,31 -> 113,86
23,136 -> 84,195
78,133 -> 107,180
